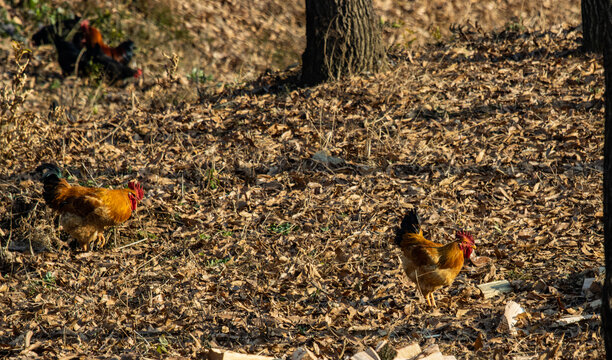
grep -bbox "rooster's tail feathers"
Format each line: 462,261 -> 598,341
36,163 -> 65,206
395,209 -> 421,245
36,163 -> 62,181
117,40 -> 135,64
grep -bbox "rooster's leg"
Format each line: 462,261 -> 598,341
424,293 -> 431,307
96,232 -> 106,249
428,293 -> 437,308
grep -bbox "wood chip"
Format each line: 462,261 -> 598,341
477,280 -> 513,298
207,348 -> 277,360
291,347 -> 317,360
351,347 -> 381,360
394,343 -> 421,360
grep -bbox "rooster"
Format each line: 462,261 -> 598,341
49,34 -> 141,83
36,163 -> 144,251
33,18 -> 135,65
395,209 -> 476,307
80,20 -> 135,65
33,17 -> 139,82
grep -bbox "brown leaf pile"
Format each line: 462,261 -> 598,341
0,0 -> 580,81
0,1 -> 602,359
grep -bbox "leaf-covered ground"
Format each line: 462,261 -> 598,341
0,1 -> 603,359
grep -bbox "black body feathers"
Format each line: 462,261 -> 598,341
51,34 -> 85,76
32,18 -> 81,46
395,209 -> 421,245
86,44 -> 140,83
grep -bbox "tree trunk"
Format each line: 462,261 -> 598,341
301,0 -> 387,85
582,0 -> 609,52
603,1 -> 612,355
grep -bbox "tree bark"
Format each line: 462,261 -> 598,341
301,0 -> 387,85
603,1 -> 612,355
582,0 -> 609,52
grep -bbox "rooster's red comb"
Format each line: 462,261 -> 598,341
456,231 -> 474,243
128,180 -> 144,200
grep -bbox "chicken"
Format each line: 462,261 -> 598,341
33,17 -> 140,82
394,209 -> 476,307
33,18 -> 135,65
49,33 -> 141,83
80,20 -> 135,65
36,163 -> 144,251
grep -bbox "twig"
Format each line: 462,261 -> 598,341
83,84 -> 104,123
70,47 -> 87,108
5,196 -> 13,253
132,251 -> 165,275
81,163 -> 99,187
97,118 -> 128,145
115,237 -> 149,250
181,173 -> 185,199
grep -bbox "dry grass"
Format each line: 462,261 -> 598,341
0,1 -> 602,359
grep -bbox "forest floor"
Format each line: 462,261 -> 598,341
0,0 -> 604,359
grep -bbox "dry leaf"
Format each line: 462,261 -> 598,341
473,333 -> 484,351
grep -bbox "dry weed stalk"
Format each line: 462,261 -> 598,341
0,41 -> 32,128
151,52 -> 199,106
162,52 -> 180,84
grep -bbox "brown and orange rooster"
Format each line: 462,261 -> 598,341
36,163 -> 144,251
395,209 -> 476,307
32,18 -> 140,83
79,20 -> 135,65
